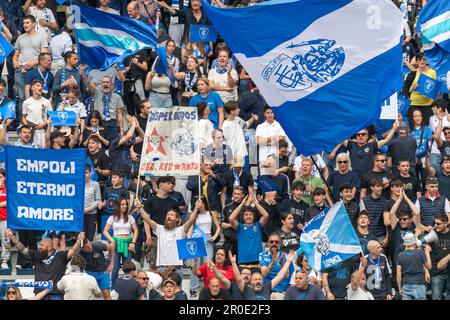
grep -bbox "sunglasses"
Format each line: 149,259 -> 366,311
356,133 -> 368,137
399,218 -> 410,221
140,277 -> 149,281
376,159 -> 387,162
434,222 -> 443,226
444,132 -> 450,136
269,240 -> 280,244
338,161 -> 348,164
7,291 -> 16,295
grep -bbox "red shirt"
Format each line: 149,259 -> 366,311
0,186 -> 6,221
197,263 -> 236,288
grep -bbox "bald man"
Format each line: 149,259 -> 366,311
5,229 -> 84,300
199,277 -> 231,300
364,240 -> 393,300
127,1 -> 147,22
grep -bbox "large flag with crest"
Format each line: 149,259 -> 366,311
300,202 -> 362,271
70,2 -> 157,70
202,0 -> 403,156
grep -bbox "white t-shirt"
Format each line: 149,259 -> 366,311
223,116 -> 248,158
208,68 -> 239,103
156,225 -> 185,267
198,119 -> 214,150
346,284 -> 374,300
29,6 -> 56,43
256,120 -> 287,164
196,211 -> 212,236
57,272 -> 102,300
293,154 -> 326,178
429,114 -> 450,155
58,101 -> 88,120
106,215 -> 136,236
23,96 -> 51,125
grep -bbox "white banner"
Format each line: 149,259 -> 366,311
380,92 -> 398,120
139,107 -> 200,177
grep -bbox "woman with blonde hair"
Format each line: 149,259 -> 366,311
4,286 -> 49,300
327,152 -> 360,201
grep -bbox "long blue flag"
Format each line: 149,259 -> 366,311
202,0 -> 403,156
70,1 -> 157,70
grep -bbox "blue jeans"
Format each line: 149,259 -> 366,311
189,241 -> 214,291
402,284 -> 426,300
111,248 -> 131,288
14,70 -> 27,121
103,119 -> 119,143
149,92 -> 173,108
431,274 -> 448,300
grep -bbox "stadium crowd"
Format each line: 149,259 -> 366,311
0,0 -> 449,301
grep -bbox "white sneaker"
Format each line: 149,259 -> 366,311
1,263 -> 8,270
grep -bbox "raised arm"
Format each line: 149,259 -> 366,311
183,200 -> 201,233
254,195 -> 269,227
351,256 -> 367,290
229,251 -> 245,293
209,260 -> 231,289
5,229 -> 30,258
67,232 -> 85,260
229,195 -> 248,229
378,120 -> 399,149
135,199 -> 158,232
270,250 -> 295,289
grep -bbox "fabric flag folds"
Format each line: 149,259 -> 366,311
202,0 -> 403,155
300,202 -> 362,271
417,0 -> 450,91
70,2 -> 157,70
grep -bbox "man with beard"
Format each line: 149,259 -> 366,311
135,198 -> 200,275
221,187 -> 246,255
5,229 -> 85,300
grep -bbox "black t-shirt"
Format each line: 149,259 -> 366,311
114,276 -> 145,300
437,171 -> 450,201
29,250 -> 69,295
242,282 -> 272,300
393,174 -> 420,202
325,260 -> 355,299
149,289 -> 188,300
383,198 -> 410,219
88,150 -> 112,182
387,136 -> 417,167
305,205 -> 327,223
361,170 -> 393,199
109,136 -> 132,177
260,200 -> 282,242
123,50 -> 148,80
277,229 -> 299,253
229,281 -> 244,300
347,141 -> 378,179
392,223 -> 416,266
356,230 -> 378,255
133,114 -> 148,154
429,231 -> 450,276
80,241 -> 108,272
364,254 -> 391,299
144,195 -> 179,226
397,249 -> 427,285
199,287 -> 231,300
439,141 -> 450,158
224,170 -> 254,199
343,200 -> 359,227
280,198 -> 309,235
221,202 -> 243,241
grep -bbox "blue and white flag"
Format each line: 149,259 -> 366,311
190,24 -> 218,42
0,36 -> 14,65
0,101 -> 16,119
438,72 -> 449,94
397,95 -> 411,117
192,225 -> 211,242
55,0 -> 67,5
417,0 -> 450,80
416,73 -> 441,99
202,0 -> 403,156
154,46 -> 176,84
177,237 -> 207,260
48,110 -> 77,127
5,146 -> 86,232
0,280 -> 53,290
71,2 -> 157,70
300,202 -> 362,271
255,176 -> 280,193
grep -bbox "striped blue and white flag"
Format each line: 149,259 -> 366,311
300,202 -> 362,271
202,0 -> 403,156
417,0 -> 450,91
70,2 -> 157,70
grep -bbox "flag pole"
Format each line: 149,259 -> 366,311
310,156 -> 336,203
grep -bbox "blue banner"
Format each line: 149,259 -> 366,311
437,72 -> 449,94
416,73 -> 441,99
155,46 -> 176,83
6,146 -> 86,232
0,101 -> 16,119
192,225 -> 211,242
177,237 -> 207,260
300,202 -> 362,271
48,110 -> 77,126
56,0 -> 67,4
190,24 -> 218,42
397,95 -> 411,117
255,176 -> 280,193
0,36 -> 14,65
0,281 -> 53,290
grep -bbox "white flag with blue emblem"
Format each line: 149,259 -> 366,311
70,2 -> 156,70
202,0 -> 403,156
300,202 -> 362,271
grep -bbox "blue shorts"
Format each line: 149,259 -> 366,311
87,271 -> 111,290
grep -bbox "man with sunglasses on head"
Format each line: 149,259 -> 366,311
360,153 -> 393,199
338,121 -> 398,182
424,214 -> 450,300
415,176 -> 450,232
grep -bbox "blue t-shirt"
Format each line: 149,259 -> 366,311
25,67 -> 54,99
189,92 -> 223,128
410,126 -> 432,158
258,250 -> 291,292
236,221 -> 263,264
